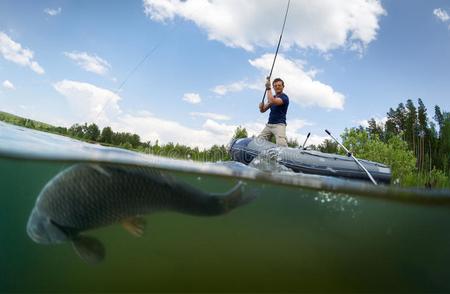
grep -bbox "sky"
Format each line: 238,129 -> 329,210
1,0 -> 450,148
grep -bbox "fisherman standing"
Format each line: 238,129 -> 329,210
258,77 -> 289,147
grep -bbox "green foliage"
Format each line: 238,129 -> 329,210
232,126 -> 248,140
0,111 -> 65,135
287,138 -> 299,148
438,114 -> 450,174
100,127 -> 113,144
68,124 -> 84,138
404,169 -> 450,188
318,139 -> 338,154
0,111 -> 233,163
85,123 -> 100,141
341,128 -> 416,185
2,105 -> 449,188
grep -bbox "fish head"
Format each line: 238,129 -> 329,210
26,207 -> 69,244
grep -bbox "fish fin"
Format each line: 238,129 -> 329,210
121,216 -> 146,237
218,181 -> 257,213
89,164 -> 111,177
72,235 -> 105,265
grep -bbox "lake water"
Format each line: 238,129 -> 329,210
1,121 -> 449,292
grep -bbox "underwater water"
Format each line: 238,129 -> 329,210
1,121 -> 450,292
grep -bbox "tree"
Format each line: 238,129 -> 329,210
434,105 -> 444,135
417,98 -> 429,172
439,113 -> 450,174
287,138 -> 299,148
385,107 -> 398,139
100,126 -> 113,144
394,103 -> 407,134
68,124 -> 85,138
341,128 -> 416,185
417,98 -> 428,133
405,99 -> 418,152
232,126 -> 248,140
130,134 -> 141,148
85,123 -> 100,141
367,118 -> 384,140
318,139 -> 338,154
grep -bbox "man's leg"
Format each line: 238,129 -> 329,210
273,124 -> 288,147
257,124 -> 273,142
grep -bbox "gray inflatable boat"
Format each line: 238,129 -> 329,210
229,137 -> 391,184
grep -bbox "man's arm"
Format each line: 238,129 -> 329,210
259,101 -> 271,113
267,90 -> 284,106
265,78 -> 284,106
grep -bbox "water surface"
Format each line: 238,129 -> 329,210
1,121 -> 449,292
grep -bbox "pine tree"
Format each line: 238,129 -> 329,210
385,108 -> 398,139
232,126 -> 248,140
434,105 -> 444,136
417,98 -> 428,171
367,118 -> 384,140
393,103 -> 407,139
405,99 -> 418,155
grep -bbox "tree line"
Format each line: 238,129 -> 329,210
231,99 -> 450,187
1,98 -> 448,187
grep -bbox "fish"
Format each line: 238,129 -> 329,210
26,163 -> 255,264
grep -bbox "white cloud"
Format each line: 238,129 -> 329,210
182,92 -> 201,104
202,119 -> 236,136
143,0 -> 385,53
50,79 -> 324,149
190,112 -> 231,121
53,80 -> 121,125
2,80 -> 15,90
249,54 -> 345,110
44,7 -> 62,16
112,113 -> 230,149
0,32 -> 45,74
355,116 -> 387,128
64,51 -> 111,75
212,80 -> 256,96
114,112 -> 323,149
433,8 -> 450,22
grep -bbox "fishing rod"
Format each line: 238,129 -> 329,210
261,0 -> 291,104
300,132 -> 310,150
325,129 -> 378,185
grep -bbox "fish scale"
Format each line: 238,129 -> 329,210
26,163 -> 251,263
35,164 -> 233,232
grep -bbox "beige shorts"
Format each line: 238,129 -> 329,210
257,123 -> 288,147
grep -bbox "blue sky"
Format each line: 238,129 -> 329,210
1,0 -> 450,148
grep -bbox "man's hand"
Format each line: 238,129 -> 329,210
265,77 -> 271,90
259,102 -> 264,112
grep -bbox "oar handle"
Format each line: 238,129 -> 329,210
301,132 -> 311,149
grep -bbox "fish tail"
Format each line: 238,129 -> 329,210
215,181 -> 257,213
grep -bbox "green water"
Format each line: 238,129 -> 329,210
1,157 -> 450,292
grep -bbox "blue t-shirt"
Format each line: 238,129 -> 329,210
268,93 -> 289,125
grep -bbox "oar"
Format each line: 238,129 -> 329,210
300,132 -> 310,150
325,129 -> 378,185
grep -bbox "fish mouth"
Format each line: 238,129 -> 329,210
26,207 -> 68,244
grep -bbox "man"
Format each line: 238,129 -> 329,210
258,77 -> 289,147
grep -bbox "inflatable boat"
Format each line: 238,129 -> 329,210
229,137 -> 392,184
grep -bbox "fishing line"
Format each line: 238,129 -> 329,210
261,0 -> 291,104
95,3 -> 208,123
94,24 -> 178,122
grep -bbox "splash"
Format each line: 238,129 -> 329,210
249,147 -> 294,173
